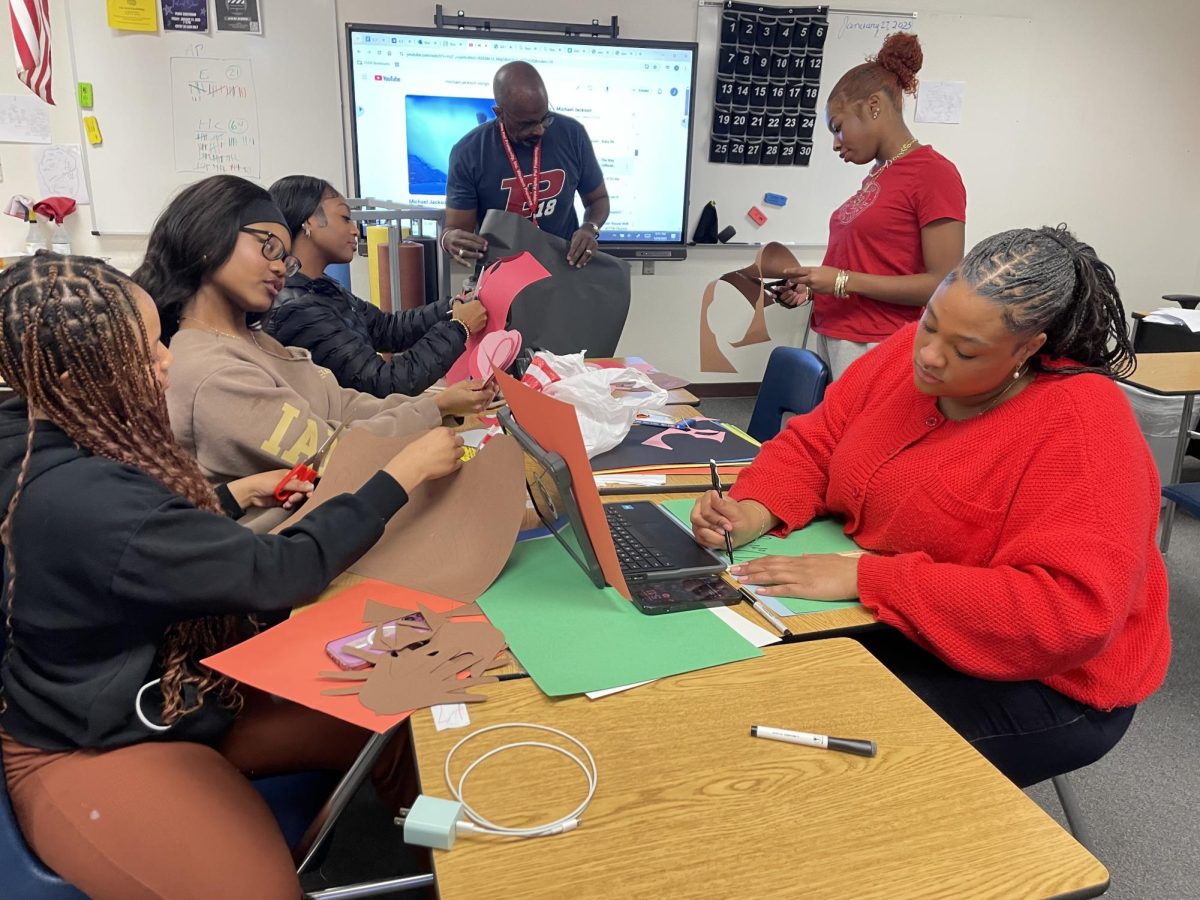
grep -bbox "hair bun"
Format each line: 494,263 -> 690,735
875,32 -> 922,96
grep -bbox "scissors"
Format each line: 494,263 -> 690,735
273,421 -> 348,501
638,417 -> 716,431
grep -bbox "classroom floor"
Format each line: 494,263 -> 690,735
304,398 -> 1200,899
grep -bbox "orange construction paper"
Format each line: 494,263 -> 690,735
495,370 -> 631,599
202,580 -> 470,733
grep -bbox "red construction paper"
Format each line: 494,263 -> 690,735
202,580 -> 473,733
495,370 -> 631,599
447,252 -> 551,384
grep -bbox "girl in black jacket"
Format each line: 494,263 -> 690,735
0,253 -> 464,899
266,175 -> 489,399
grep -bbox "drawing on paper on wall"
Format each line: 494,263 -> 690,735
214,0 -> 261,34
35,145 -> 90,205
0,94 -> 51,144
170,57 -> 261,177
915,81 -> 966,125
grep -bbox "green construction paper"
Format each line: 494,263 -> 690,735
476,534 -> 761,696
77,82 -> 93,109
661,500 -> 864,616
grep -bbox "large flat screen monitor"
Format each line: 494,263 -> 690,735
346,25 -> 698,259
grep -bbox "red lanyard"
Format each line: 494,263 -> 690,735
498,121 -> 542,227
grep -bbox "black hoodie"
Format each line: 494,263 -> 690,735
0,398 -> 408,751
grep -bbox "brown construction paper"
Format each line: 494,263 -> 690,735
275,430 -> 527,602
698,242 -> 806,373
320,601 -> 508,715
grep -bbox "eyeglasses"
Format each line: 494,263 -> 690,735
240,227 -> 301,278
494,105 -> 555,131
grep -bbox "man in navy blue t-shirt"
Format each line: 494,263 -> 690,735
442,61 -> 610,269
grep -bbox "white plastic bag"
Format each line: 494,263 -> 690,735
528,351 -> 669,457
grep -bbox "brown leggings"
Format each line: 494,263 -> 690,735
1,691 -> 413,900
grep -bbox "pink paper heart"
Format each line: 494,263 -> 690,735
470,329 -> 522,382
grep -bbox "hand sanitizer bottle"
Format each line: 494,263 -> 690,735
50,220 -> 71,255
24,210 -> 46,255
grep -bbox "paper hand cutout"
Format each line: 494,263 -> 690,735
641,428 -> 727,451
470,328 -> 522,382
321,602 -> 508,715
448,252 -> 550,384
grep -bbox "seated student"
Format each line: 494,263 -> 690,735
265,175 -> 487,398
692,226 -> 1171,787
0,252 -> 465,899
132,175 -> 493,515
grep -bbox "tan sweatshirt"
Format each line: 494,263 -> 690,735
166,328 -> 441,485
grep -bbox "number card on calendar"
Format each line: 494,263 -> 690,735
709,2 -> 828,167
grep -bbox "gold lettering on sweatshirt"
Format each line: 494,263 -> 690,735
282,420 -> 319,465
260,403 -> 301,458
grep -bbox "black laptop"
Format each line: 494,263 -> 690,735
499,409 -> 731,611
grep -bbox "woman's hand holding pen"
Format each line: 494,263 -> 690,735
690,492 -> 773,551
731,554 -> 861,602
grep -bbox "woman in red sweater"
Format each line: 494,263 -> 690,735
692,225 -> 1170,786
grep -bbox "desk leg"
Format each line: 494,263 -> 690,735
294,723 -> 407,874
1159,393 -> 1195,553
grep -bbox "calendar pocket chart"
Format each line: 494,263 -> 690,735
709,2 -> 828,168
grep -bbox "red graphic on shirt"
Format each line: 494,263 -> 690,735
836,179 -> 881,225
500,169 -> 566,220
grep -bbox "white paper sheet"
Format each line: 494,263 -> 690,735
915,81 -> 966,124
0,94 -> 51,144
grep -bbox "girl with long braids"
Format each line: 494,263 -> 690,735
0,253 -> 465,897
775,33 -> 967,379
134,174 -> 493,527
692,226 -> 1171,787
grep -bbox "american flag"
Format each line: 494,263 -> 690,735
10,0 -> 53,105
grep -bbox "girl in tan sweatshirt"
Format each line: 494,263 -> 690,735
133,175 -> 493,501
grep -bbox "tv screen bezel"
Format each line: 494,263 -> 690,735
345,23 -> 699,261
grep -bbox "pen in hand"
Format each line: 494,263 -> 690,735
708,458 -> 734,568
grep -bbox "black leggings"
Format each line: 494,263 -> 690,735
855,628 -> 1135,788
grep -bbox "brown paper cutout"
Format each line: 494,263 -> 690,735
698,242 -> 807,373
320,600 -> 509,715
275,430 -> 528,602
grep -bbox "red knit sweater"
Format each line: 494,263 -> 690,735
732,324 -> 1171,710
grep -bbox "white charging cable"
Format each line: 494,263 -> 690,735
444,722 -> 597,838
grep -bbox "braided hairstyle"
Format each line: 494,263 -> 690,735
0,252 -> 243,724
269,175 -> 340,241
830,32 -> 923,108
132,174 -> 273,343
944,225 -> 1135,378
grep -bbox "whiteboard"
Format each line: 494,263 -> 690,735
690,6 -> 917,245
64,0 -> 346,235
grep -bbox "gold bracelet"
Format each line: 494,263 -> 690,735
834,269 -> 850,299
450,317 -> 470,340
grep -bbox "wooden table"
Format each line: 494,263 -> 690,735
1122,351 -> 1200,547
410,639 -> 1109,900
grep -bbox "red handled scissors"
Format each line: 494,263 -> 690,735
273,421 -> 347,501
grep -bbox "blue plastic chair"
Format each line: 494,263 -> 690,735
1,622 -> 338,896
1161,481 -> 1200,552
324,262 -> 352,290
747,347 -> 832,443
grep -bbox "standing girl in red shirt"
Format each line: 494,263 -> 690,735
778,33 -> 966,379
693,226 -> 1170,787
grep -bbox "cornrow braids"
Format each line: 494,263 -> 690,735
0,252 -> 244,725
944,225 -> 1135,379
